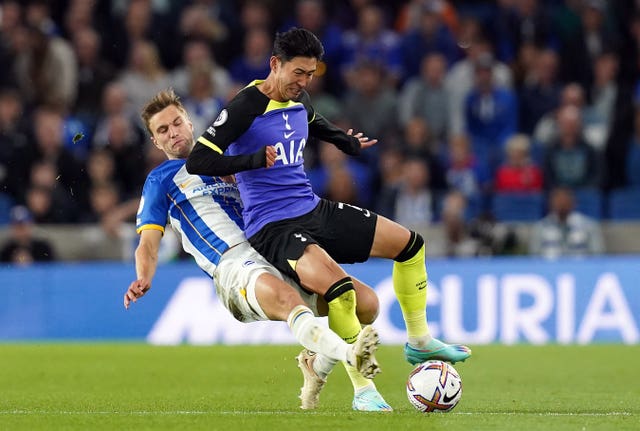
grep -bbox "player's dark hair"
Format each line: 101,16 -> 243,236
272,27 -> 324,62
140,88 -> 188,136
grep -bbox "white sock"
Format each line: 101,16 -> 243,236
287,305 -> 350,364
313,353 -> 338,380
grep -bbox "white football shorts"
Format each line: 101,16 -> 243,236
213,241 -> 318,323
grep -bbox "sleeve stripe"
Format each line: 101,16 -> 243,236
197,136 -> 223,154
136,224 -> 165,234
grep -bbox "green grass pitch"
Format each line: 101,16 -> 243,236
0,343 -> 638,430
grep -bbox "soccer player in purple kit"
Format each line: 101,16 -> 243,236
124,90 -> 381,408
186,28 -> 471,411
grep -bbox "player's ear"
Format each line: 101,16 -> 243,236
150,136 -> 160,150
270,55 -> 280,72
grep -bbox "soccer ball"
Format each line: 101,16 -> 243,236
406,360 -> 463,413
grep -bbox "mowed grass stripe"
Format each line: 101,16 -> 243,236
0,344 -> 638,431
1,410 -> 635,416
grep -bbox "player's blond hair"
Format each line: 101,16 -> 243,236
140,88 -> 189,136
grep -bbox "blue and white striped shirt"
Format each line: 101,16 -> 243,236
136,159 -> 246,277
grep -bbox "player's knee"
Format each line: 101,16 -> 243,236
393,231 -> 425,262
356,292 -> 379,324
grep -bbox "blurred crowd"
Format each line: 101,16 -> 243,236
1,0 -> 640,263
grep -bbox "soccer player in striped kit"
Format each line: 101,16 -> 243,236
124,89 -> 382,406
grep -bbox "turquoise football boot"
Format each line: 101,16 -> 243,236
352,386 -> 393,412
404,338 -> 472,365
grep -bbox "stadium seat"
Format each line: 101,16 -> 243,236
608,187 -> 640,220
573,188 -> 604,219
491,192 -> 544,222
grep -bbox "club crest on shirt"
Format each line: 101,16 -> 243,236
213,109 -> 228,127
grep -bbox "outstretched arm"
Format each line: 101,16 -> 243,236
124,229 -> 162,309
345,128 -> 378,151
186,142 -> 276,176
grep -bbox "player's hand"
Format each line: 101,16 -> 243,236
347,129 -> 377,150
221,175 -> 236,183
124,279 -> 151,309
264,145 -> 277,168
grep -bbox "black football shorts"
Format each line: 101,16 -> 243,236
248,199 -> 378,282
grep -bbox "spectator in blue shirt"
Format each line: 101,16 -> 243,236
543,105 -> 601,189
340,4 -> 403,88
229,27 -> 272,86
399,1 -> 460,80
518,48 -> 562,135
464,53 -> 518,174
